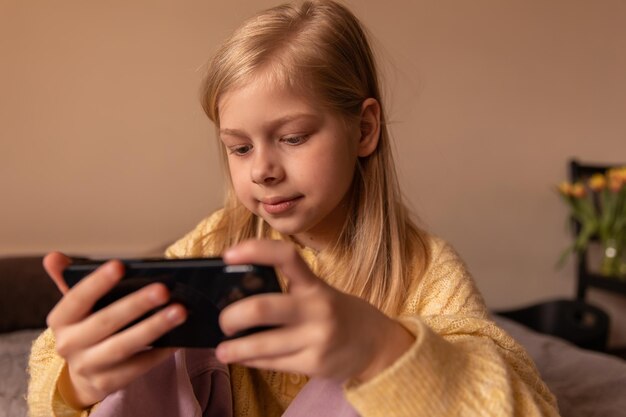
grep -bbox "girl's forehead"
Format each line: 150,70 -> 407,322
219,90 -> 321,134
218,75 -> 321,122
217,77 -> 355,136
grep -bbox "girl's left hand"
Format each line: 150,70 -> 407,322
216,239 -> 415,382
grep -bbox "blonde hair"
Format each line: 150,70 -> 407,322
200,0 -> 430,316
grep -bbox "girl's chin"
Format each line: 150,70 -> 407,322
262,219 -> 303,236
261,219 -> 328,249
258,215 -> 313,237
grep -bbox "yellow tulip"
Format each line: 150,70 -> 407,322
588,174 -> 606,192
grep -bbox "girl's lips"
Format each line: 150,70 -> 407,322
261,196 -> 302,215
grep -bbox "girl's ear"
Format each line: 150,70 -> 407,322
357,98 -> 381,157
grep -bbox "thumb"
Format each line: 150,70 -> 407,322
43,252 -> 72,294
223,239 -> 321,292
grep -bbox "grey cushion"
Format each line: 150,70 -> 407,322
0,328 -> 42,417
495,315 -> 626,417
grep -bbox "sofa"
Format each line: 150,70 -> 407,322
1,255 -> 625,417
0,256 -> 60,417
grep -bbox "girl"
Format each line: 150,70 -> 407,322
28,1 -> 559,416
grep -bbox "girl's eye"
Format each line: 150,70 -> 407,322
281,135 -> 309,146
229,144 -> 252,156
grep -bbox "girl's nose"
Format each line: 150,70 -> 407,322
250,148 -> 284,185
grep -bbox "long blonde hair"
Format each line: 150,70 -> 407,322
200,0 -> 429,316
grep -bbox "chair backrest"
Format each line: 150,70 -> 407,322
497,299 -> 610,351
568,159 -> 620,300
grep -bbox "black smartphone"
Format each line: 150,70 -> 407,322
63,258 -> 281,348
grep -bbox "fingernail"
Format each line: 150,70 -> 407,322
104,261 -> 120,275
223,249 -> 235,261
215,345 -> 229,362
167,306 -> 186,324
148,287 -> 166,304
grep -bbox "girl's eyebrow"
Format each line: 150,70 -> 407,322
219,127 -> 247,138
219,113 -> 319,138
266,113 -> 318,129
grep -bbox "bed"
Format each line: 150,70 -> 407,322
1,256 -> 625,417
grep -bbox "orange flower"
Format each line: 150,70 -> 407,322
608,176 -> 623,193
571,182 -> 586,198
607,167 -> 626,182
558,181 -> 573,196
603,167 -> 626,192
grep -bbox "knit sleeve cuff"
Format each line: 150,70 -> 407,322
27,329 -> 91,417
51,364 -> 92,417
344,316 -> 460,417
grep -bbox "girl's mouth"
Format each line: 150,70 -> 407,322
260,196 -> 302,215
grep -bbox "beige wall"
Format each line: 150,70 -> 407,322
2,1 -> 625,344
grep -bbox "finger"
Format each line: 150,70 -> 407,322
219,293 -> 299,336
216,325 -> 307,364
238,355 -> 301,374
77,346 -> 177,401
237,347 -> 318,376
47,261 -> 125,328
86,304 -> 187,370
237,347 -> 350,379
102,346 -> 177,383
59,283 -> 171,351
223,240 -> 321,291
43,252 -> 72,294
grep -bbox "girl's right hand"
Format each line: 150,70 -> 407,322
44,252 -> 187,409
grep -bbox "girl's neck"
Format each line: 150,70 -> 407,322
291,233 -> 326,253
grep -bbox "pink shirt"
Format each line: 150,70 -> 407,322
90,348 -> 359,417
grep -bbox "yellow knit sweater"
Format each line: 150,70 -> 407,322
28,212 -> 559,416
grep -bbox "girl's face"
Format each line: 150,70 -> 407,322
218,77 -> 361,250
